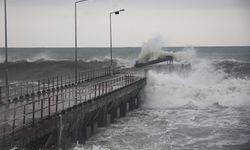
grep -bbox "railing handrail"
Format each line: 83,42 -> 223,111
0,66 -> 118,103
0,74 -> 145,139
0,74 -> 134,114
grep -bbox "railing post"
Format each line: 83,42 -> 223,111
94,84 -> 97,98
38,80 -> 40,93
98,83 -> 101,96
32,81 -> 35,96
78,72 -> 80,83
56,95 -> 58,113
52,77 -> 55,90
101,82 -> 104,95
32,100 -> 35,125
20,83 -> 23,98
43,79 -> 45,93
105,81 -> 107,94
108,80 -> 111,93
56,76 -> 59,89
41,95 -> 44,120
64,75 -> 67,86
13,84 -> 17,101
61,75 -> 63,88
61,88 -> 65,110
74,86 -> 77,105
81,72 -> 83,82
48,97 -> 51,116
0,86 -> 2,103
48,77 -> 51,90
23,105 -> 26,127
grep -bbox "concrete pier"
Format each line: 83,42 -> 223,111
0,62 -> 186,150
0,75 -> 146,150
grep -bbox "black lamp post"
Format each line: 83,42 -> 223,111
109,9 -> 125,74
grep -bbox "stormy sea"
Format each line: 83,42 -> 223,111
1,46 -> 250,150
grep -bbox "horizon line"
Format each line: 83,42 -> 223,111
0,46 -> 250,49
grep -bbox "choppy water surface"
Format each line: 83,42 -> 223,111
76,107 -> 250,150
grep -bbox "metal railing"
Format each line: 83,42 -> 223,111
0,67 -> 116,104
0,74 -> 144,139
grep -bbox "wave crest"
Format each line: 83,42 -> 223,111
143,58 -> 250,109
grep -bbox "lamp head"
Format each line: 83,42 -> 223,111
112,9 -> 125,15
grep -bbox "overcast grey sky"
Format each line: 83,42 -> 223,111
0,0 -> 249,47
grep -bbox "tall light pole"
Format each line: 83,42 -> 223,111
4,0 -> 9,104
109,9 -> 125,74
75,0 -> 87,84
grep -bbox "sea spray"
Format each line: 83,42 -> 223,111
143,49 -> 250,108
137,36 -> 196,64
137,36 -> 174,63
174,46 -> 196,63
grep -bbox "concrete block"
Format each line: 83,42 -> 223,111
120,103 -> 127,117
135,98 -> 138,108
86,126 -> 92,139
106,114 -> 111,125
116,107 -> 120,118
126,102 -> 130,112
92,122 -> 98,134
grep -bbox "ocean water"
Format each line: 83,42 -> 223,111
1,46 -> 250,150
0,47 -> 140,82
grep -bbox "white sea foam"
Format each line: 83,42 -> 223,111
74,145 -> 110,150
144,49 -> 250,108
7,52 -> 56,62
27,52 -> 54,62
137,36 -> 196,64
174,46 -> 196,63
137,36 -> 174,63
9,146 -> 18,150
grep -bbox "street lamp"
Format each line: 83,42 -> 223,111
4,0 -> 9,104
109,9 -> 125,74
75,0 -> 88,84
